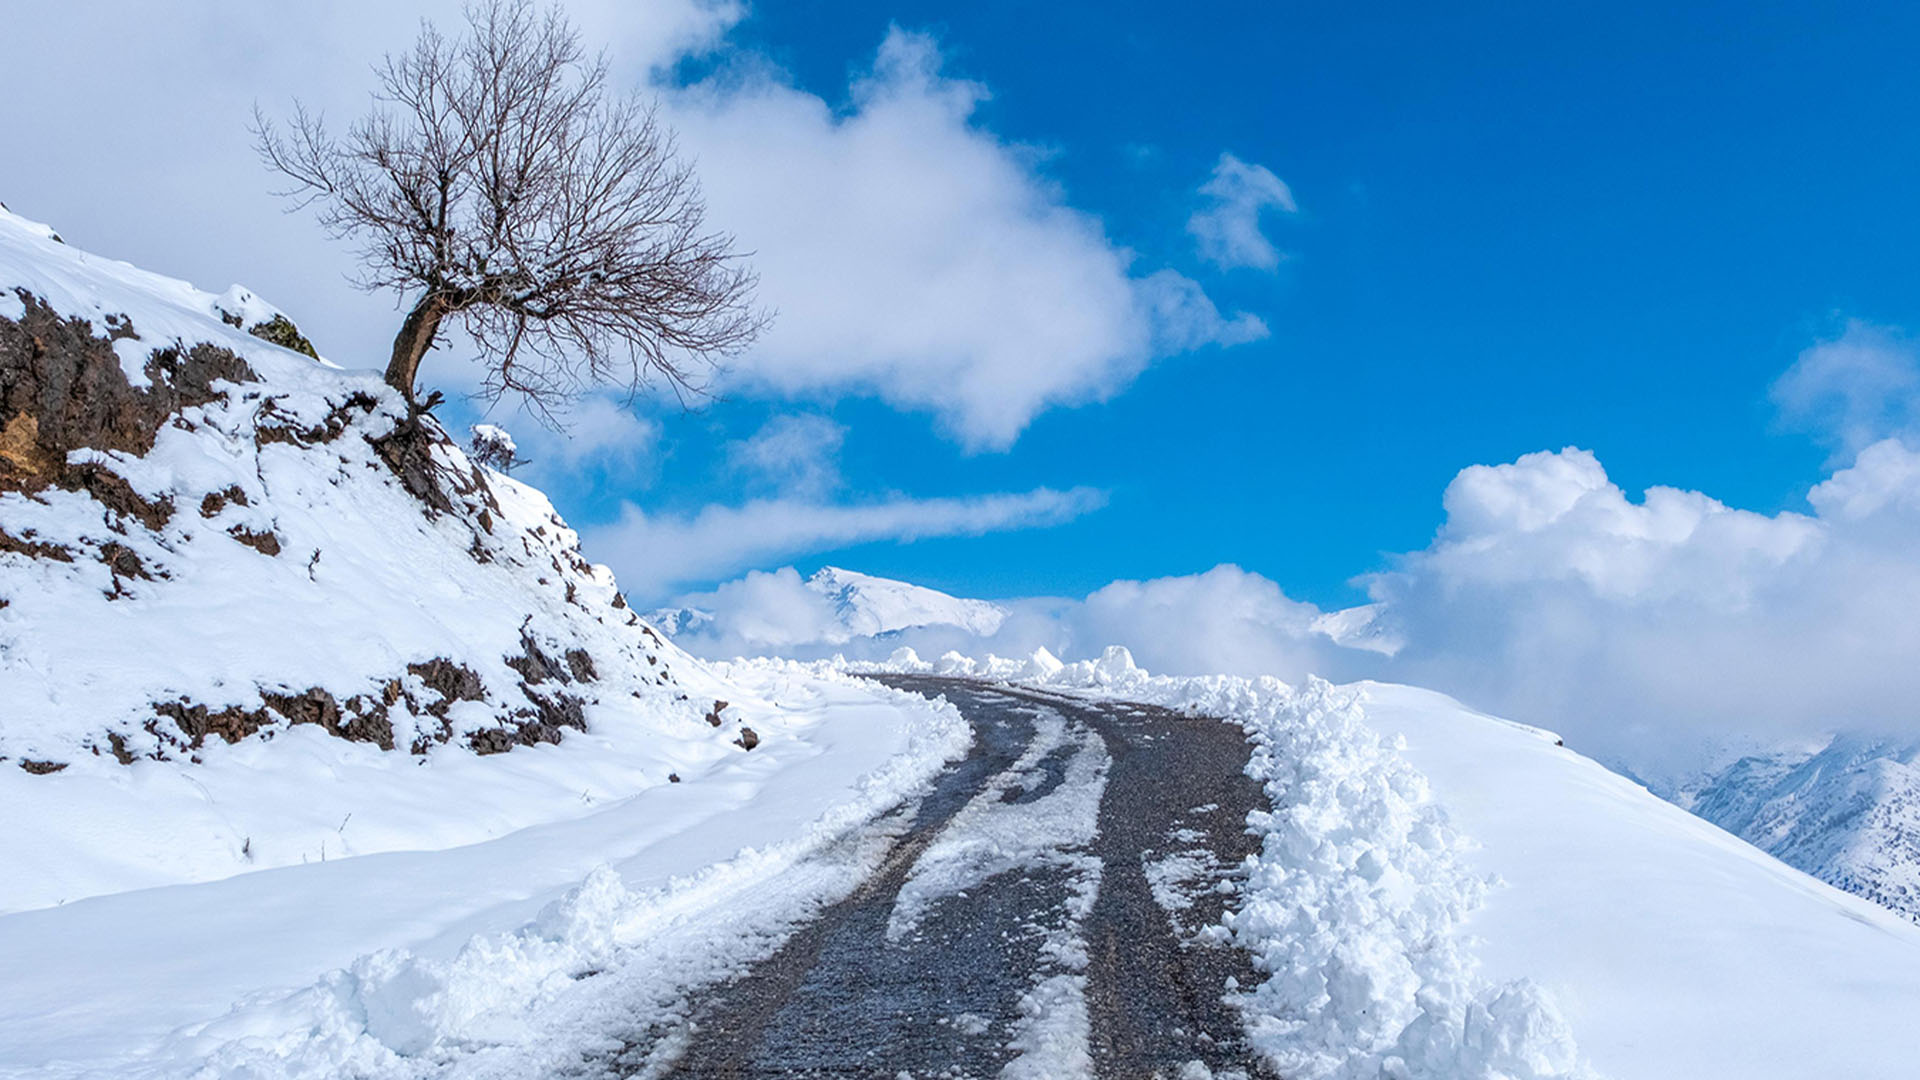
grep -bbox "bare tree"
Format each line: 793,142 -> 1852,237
254,0 -> 763,414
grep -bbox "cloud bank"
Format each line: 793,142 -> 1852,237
588,486 -> 1107,601
665,324 -> 1920,776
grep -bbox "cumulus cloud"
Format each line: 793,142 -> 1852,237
1363,440 -> 1920,776
1187,153 -> 1297,271
667,29 -> 1267,448
587,486 -> 1107,600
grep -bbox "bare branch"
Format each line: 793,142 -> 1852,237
252,0 -> 765,414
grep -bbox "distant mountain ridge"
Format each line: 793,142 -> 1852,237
806,565 -> 1007,639
1683,735 -> 1920,923
652,565 -> 1007,647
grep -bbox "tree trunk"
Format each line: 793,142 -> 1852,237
384,294 -> 451,401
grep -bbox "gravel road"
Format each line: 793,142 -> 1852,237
607,676 -> 1274,1080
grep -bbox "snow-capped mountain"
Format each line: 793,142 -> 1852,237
1682,734 -> 1920,923
652,565 -> 1007,648
807,565 -> 1007,638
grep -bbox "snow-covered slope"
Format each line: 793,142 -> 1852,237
0,204 -> 954,912
808,565 -> 1007,637
1682,734 -> 1920,923
653,564 -> 1007,646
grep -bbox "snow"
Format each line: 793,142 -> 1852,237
0,659 -> 969,1078
1365,683 -> 1920,1080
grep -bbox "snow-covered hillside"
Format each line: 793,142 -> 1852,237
0,204 -> 959,911
1682,734 -> 1920,923
653,564 -> 1007,647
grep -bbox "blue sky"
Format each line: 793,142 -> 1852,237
593,0 -> 1920,605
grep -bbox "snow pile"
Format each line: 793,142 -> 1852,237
1216,679 -> 1585,1079
115,667 -> 970,1080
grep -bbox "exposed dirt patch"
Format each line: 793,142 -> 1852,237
565,648 -> 598,682
227,525 -> 282,556
409,657 -> 488,708
261,687 -> 394,750
1,293 -> 257,506
254,390 -> 377,449
153,699 -> 273,750
19,759 -> 67,775
199,484 -> 249,517
368,409 -> 497,519
0,527 -> 74,562
96,540 -> 152,585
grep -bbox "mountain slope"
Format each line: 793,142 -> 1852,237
1682,734 -> 1920,923
0,203 -> 940,914
807,565 -> 1007,637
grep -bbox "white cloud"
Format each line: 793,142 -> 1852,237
667,29 -> 1267,448
1187,153 -> 1297,271
586,486 -> 1107,600
661,567 -> 846,653
725,414 -> 846,498
1364,440 -> 1920,776
1771,321 -> 1920,459
660,335 -> 1920,780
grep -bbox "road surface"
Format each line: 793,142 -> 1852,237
597,676 -> 1274,1079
